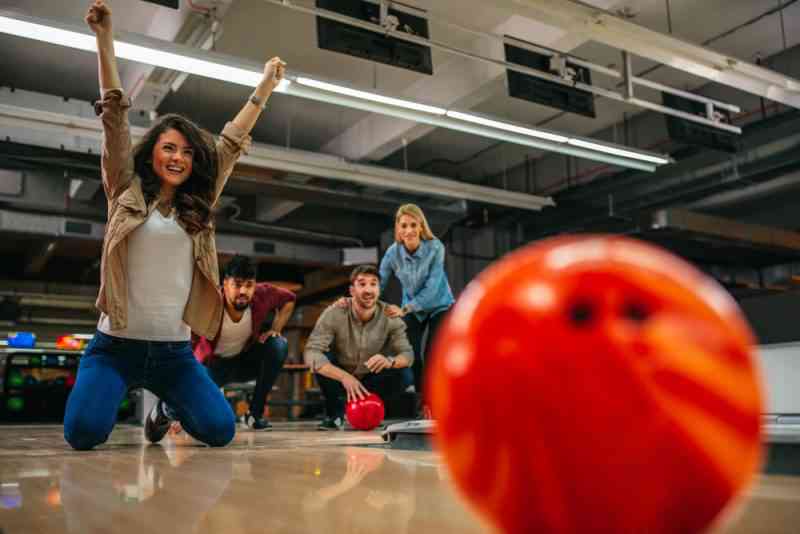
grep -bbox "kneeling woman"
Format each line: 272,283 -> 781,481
64,0 -> 285,449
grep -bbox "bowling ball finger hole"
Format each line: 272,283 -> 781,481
621,301 -> 650,324
568,301 -> 595,327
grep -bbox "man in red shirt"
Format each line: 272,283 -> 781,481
146,255 -> 296,440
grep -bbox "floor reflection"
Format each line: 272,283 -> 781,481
60,446 -> 233,534
4,425 -> 798,534
200,445 -> 483,534
302,447 -> 414,534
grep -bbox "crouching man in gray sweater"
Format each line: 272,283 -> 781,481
304,264 -> 414,430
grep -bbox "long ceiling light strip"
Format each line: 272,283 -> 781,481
115,41 -> 291,92
1,20 -> 93,51
567,139 -> 670,165
0,12 -> 670,171
294,77 -> 446,115
0,16 -> 290,93
444,110 -> 569,144
293,77 -> 669,166
285,83 -> 658,172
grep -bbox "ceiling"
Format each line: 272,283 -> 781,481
2,0 -> 800,300
4,0 -> 798,166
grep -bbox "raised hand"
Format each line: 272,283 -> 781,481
230,58 -> 286,142
85,0 -> 112,36
263,57 -> 286,89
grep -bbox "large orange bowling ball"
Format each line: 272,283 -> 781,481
428,236 -> 763,534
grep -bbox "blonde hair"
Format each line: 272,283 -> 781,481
394,203 -> 435,243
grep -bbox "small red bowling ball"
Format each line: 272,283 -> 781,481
346,393 -> 385,430
428,235 -> 764,534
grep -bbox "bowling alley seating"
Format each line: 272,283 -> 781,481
222,363 -> 325,421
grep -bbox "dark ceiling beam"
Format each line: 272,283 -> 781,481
231,164 -> 466,218
0,144 -> 466,220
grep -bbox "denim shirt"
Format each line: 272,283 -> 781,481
379,238 -> 455,321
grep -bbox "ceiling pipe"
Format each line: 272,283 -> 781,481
0,100 -> 554,211
687,170 -> 800,210
226,203 -> 364,247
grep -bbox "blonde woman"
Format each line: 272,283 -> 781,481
379,204 -> 454,411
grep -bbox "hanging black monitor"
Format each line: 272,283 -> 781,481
662,93 -> 740,153
504,43 -> 596,118
316,0 -> 433,75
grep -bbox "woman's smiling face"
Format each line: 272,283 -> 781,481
397,214 -> 422,251
151,128 -> 194,189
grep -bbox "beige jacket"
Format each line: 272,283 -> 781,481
95,90 -> 249,340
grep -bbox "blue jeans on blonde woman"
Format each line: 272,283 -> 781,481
64,331 -> 235,450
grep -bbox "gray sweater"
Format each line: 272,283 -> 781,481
304,301 -> 414,377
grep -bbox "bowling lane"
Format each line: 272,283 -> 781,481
0,424 -> 486,534
714,474 -> 800,534
1,424 -> 799,534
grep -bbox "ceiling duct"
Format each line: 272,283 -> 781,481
0,209 -> 347,266
644,209 -> 800,252
0,99 -> 554,210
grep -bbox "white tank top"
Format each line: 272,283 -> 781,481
98,208 -> 194,341
215,307 -> 253,358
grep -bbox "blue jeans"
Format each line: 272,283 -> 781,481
64,331 -> 236,450
206,336 -> 289,418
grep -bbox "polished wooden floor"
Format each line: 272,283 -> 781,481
0,423 -> 798,533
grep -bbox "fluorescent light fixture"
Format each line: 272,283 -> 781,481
567,138 -> 670,165
0,16 -> 96,51
0,12 -> 671,171
0,15 -> 290,93
115,42 -> 290,92
446,110 -> 570,144
295,77 -> 446,115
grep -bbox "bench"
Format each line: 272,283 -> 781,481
223,363 -> 323,421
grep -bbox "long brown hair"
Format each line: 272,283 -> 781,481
133,114 -> 218,234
